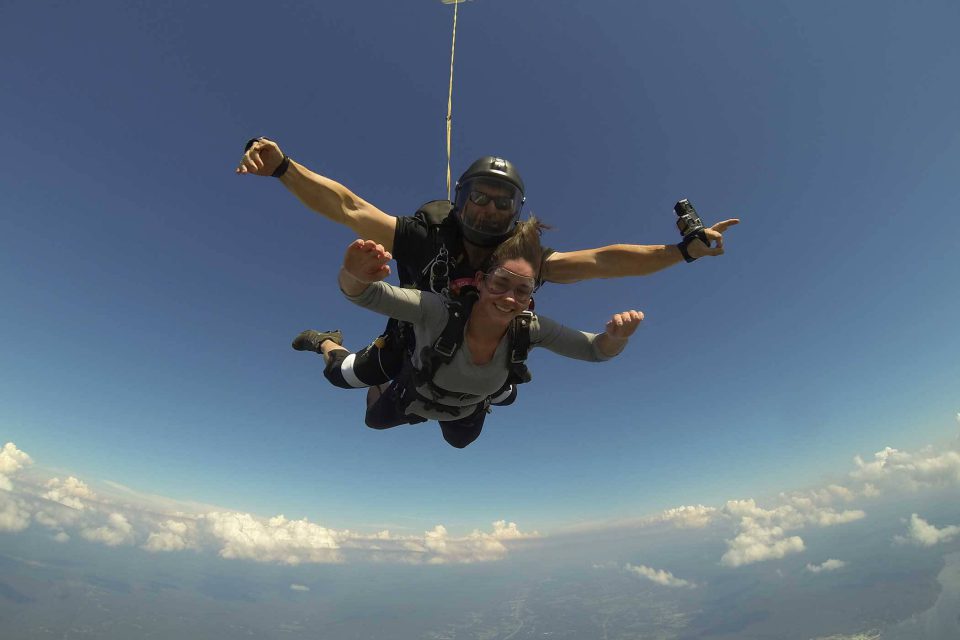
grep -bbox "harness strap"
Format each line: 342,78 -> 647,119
394,288 -> 535,417
509,312 -> 533,364
414,201 -> 459,295
505,311 -> 534,385
432,298 -> 469,360
415,287 -> 479,388
394,358 -> 472,418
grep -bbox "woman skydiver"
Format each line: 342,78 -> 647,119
305,217 -> 644,448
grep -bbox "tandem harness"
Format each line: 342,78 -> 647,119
374,200 -> 462,380
379,199 -> 541,407
368,200 -> 463,385
394,285 -> 534,417
411,199 -> 461,295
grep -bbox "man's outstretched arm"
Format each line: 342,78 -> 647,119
541,219 -> 740,283
236,138 -> 398,251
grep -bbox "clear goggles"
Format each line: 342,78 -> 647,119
481,266 -> 536,303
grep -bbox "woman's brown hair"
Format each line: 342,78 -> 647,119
485,215 -> 550,278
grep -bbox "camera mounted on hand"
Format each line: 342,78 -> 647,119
674,199 -> 710,263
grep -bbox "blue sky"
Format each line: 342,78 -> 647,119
2,0 -> 959,543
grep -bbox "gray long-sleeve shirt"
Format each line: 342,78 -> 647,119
346,281 -> 614,421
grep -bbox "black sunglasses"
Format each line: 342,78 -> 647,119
467,190 -> 516,211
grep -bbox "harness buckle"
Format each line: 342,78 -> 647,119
426,244 -> 451,295
509,313 -> 533,363
433,336 -> 457,358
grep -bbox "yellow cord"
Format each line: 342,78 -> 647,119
445,0 -> 460,201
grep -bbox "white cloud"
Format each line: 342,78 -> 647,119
0,443 -> 541,566
34,506 -> 83,531
81,512 -> 135,547
290,584 -> 310,592
720,517 -> 805,568
489,519 -> 539,540
418,520 -> 538,564
42,477 -> 96,510
32,499 -> 89,541
415,524 -> 509,565
0,442 -> 32,475
657,505 -> 717,529
204,512 -> 343,565
784,485 -> 856,509
624,563 -> 695,588
196,515 -> 540,566
894,514 -> 960,547
339,521 -> 541,565
143,519 -> 197,553
721,498 -> 864,531
714,496 -> 863,568
0,492 -> 31,532
810,509 -> 866,527
715,500 -> 810,568
3,431 -> 958,574
861,483 -> 881,498
825,484 -> 856,502
0,442 -> 33,490
807,559 -> 847,573
850,446 -> 960,493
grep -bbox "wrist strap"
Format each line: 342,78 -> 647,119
678,230 -> 709,263
271,155 -> 291,178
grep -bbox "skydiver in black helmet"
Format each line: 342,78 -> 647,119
235,138 -> 739,411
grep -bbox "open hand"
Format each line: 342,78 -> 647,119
605,310 -> 644,339
687,218 -> 740,259
342,239 -> 392,284
235,137 -> 285,176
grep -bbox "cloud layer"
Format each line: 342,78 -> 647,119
0,443 -> 539,565
644,430 -> 960,569
4,423 -> 960,572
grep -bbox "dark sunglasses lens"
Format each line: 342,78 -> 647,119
469,191 -> 490,206
469,190 -> 514,211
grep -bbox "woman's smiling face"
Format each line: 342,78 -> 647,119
473,258 -> 536,329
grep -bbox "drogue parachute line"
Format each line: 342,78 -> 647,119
441,0 -> 468,199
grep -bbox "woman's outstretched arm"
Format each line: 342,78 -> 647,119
339,239 -> 439,325
534,310 -> 644,361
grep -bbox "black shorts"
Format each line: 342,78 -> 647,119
323,339 -> 404,389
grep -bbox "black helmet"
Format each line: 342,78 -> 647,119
453,156 -> 526,247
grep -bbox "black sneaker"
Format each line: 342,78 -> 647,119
291,329 -> 343,353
